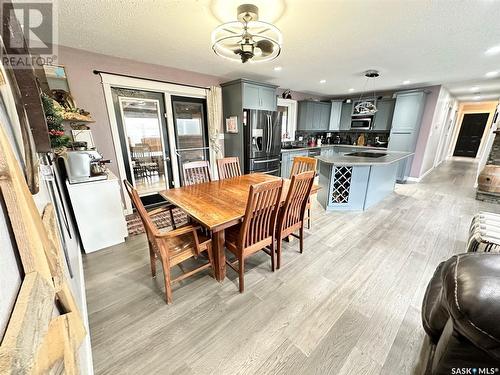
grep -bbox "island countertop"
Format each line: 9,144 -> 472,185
316,150 -> 413,166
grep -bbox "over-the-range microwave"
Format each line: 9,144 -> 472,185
350,117 -> 372,130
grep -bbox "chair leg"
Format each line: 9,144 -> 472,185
161,257 -> 173,304
270,238 -> 275,272
277,237 -> 282,270
307,207 -> 311,229
238,256 -> 245,293
299,225 -> 304,254
148,243 -> 156,277
169,208 -> 177,230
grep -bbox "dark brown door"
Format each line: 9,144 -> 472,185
453,113 -> 489,157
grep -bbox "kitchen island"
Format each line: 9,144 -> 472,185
316,149 -> 413,211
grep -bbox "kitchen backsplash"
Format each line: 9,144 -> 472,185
293,130 -> 390,147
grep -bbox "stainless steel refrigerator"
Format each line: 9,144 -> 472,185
243,109 -> 282,176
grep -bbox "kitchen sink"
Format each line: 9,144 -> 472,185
345,151 -> 387,158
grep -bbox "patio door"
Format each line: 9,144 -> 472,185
112,88 -> 173,206
171,96 -> 210,185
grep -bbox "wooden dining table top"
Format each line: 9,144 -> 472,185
160,173 -> 319,232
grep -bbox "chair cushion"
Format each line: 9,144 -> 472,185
422,260 -> 450,343
442,253 -> 500,360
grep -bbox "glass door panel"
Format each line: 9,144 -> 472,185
112,87 -> 173,206
121,98 -> 167,195
171,97 -> 210,182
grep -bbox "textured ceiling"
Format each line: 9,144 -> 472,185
57,0 -> 500,100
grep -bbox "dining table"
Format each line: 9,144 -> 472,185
160,173 -> 319,282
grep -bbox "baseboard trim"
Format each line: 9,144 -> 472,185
407,166 -> 434,183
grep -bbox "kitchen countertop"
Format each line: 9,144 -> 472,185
281,144 -> 387,153
316,150 -> 413,166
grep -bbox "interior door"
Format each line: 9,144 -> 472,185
112,88 -> 173,206
171,96 -> 210,184
453,113 -> 489,157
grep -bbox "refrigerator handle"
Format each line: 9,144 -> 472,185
269,114 -> 273,154
266,115 -> 271,153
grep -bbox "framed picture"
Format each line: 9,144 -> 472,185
226,116 -> 238,133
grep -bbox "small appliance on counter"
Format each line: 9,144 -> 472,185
63,150 -> 110,184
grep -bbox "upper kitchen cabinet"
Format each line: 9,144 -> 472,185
242,81 -> 278,111
297,100 -> 332,131
339,102 -> 352,130
390,91 -> 427,132
372,98 -> 395,131
329,100 -> 343,131
221,79 -> 278,112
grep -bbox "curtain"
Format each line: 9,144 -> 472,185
206,86 -> 223,161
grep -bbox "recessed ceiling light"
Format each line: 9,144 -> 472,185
474,95 -> 482,100
319,79 -> 326,84
470,86 -> 479,91
485,45 -> 500,56
274,66 -> 282,71
402,80 -> 411,85
348,88 -> 355,92
485,71 -> 499,78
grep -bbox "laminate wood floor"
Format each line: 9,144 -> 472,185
83,159 -> 498,375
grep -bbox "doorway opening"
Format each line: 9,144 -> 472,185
453,113 -> 489,157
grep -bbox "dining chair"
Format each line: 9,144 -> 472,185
182,160 -> 212,186
224,179 -> 283,292
124,180 -> 214,304
276,171 -> 315,269
217,157 -> 242,180
290,156 -> 317,229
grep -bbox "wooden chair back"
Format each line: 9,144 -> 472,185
290,156 -> 317,177
278,171 -> 315,236
238,179 -> 283,250
182,160 -> 212,186
123,180 -> 160,241
217,157 -> 242,180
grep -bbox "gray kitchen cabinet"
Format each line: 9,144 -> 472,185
340,102 -> 352,130
242,82 -> 277,111
258,86 -> 278,111
372,99 -> 395,131
242,83 -> 260,109
390,91 -> 426,132
388,90 -> 427,182
281,150 -> 308,177
297,100 -> 332,131
221,79 -> 278,112
329,100 -> 343,131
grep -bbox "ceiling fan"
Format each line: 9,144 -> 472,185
211,4 -> 282,63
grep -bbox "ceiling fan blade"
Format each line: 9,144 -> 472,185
255,27 -> 271,35
222,28 -> 239,34
255,40 -> 274,56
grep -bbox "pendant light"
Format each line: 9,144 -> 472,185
354,70 -> 380,115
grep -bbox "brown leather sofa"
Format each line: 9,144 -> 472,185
422,253 -> 500,374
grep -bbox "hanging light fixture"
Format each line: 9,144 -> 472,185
354,70 -> 380,115
211,4 -> 282,63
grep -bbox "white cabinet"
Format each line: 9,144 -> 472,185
66,171 -> 128,253
329,100 -> 343,131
